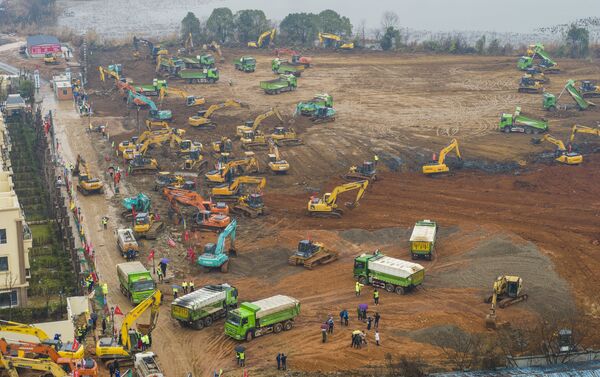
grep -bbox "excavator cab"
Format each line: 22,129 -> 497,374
359,161 -> 375,175
246,193 -> 264,209
134,213 -> 151,233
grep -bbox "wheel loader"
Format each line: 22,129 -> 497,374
288,240 -> 338,269
342,161 -> 377,182
484,275 -> 528,329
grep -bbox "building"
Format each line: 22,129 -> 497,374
52,74 -> 73,101
1,94 -> 27,117
0,113 -> 32,308
26,35 -> 61,58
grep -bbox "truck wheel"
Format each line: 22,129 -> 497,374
204,316 -> 213,327
411,253 -> 417,260
385,283 -> 395,293
246,331 -> 254,341
503,127 -> 511,133
395,286 -> 405,295
525,127 -> 532,135
283,321 -> 293,331
358,276 -> 367,285
192,320 -> 204,330
274,323 -> 283,333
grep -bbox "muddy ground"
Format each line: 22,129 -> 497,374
7,45 -> 600,376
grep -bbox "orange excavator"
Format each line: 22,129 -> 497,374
162,187 -> 231,231
0,338 -> 98,376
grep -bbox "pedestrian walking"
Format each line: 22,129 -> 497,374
91,312 -> 98,330
281,353 -> 287,370
339,310 -> 345,325
375,330 -> 380,346
159,260 -> 168,276
101,317 -> 107,335
343,310 -> 349,326
108,361 -> 115,377
374,312 -> 380,329
182,281 -> 188,294
373,289 -> 380,305
321,322 -> 328,343
328,317 -> 334,334
276,353 -> 281,370
367,316 -> 373,331
374,155 -> 379,166
355,281 -> 364,296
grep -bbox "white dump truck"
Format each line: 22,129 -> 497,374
117,228 -> 139,259
409,220 -> 438,260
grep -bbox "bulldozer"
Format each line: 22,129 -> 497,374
236,108 -> 284,138
342,161 -> 377,182
211,176 -> 266,201
232,193 -> 268,218
129,156 -> 160,175
267,139 -> 289,174
422,139 -> 462,175
241,130 -> 269,150
531,134 -> 583,165
307,180 -> 369,218
205,152 -> 260,185
288,240 -> 338,269
518,76 -> 544,94
579,80 -> 600,98
44,52 -> 59,65
188,99 -> 246,129
271,126 -> 303,146
73,155 -> 104,195
133,212 -> 164,239
485,275 -> 528,329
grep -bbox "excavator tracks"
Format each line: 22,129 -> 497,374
307,209 -> 343,218
498,294 -> 528,308
274,139 -> 304,147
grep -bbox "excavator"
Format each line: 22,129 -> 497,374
579,80 -> 600,98
236,107 -> 284,138
133,212 -> 164,239
0,353 -> 68,377
211,136 -> 233,158
569,124 -> 600,147
183,149 -> 210,172
98,66 -> 120,82
158,86 -> 205,107
0,320 -> 84,359
288,239 -> 338,269
129,156 -> 160,175
73,155 -> 104,195
145,119 -> 170,131
532,134 -> 583,165
183,32 -> 194,54
267,139 -> 289,174
484,275 -> 528,329
205,41 -> 225,62
517,43 -> 560,74
205,152 -> 260,185
248,29 -> 276,48
96,290 -> 162,360
543,80 -> 595,112
133,36 -> 167,61
121,192 -> 151,219
0,338 -> 97,376
518,76 -> 544,94
197,219 -> 237,272
188,99 -> 246,129
318,32 -> 354,50
211,176 -> 266,201
422,139 -> 462,175
127,90 -> 173,121
232,193 -> 268,218
342,161 -> 377,182
240,129 -> 269,150
154,173 -> 195,191
162,187 -> 229,215
307,180 -> 369,218
271,126 -> 303,146
167,197 -> 230,231
43,52 -> 59,65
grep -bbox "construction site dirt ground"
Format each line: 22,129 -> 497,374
9,46 -> 600,376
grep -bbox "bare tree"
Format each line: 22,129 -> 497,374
535,317 -> 588,364
3,271 -> 19,320
381,11 -> 400,30
358,19 -> 367,46
434,328 -> 483,371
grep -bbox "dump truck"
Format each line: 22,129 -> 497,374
409,220 -> 438,260
260,74 -> 297,95
117,228 -> 139,259
234,56 -> 256,73
177,68 -> 219,84
225,295 -> 300,341
134,351 -> 164,377
199,54 -> 216,68
171,283 -> 239,330
543,80 -> 594,112
117,261 -> 156,304
271,59 -> 304,77
498,107 -> 548,134
354,251 -> 425,295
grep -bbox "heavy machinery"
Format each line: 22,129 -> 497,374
145,119 -> 170,131
189,99 -> 245,129
260,74 -> 297,95
236,108 -> 284,138
158,86 -> 205,107
354,251 -> 425,295
183,32 -> 194,54
267,140 -> 289,174
234,56 -> 256,72
182,150 -> 209,172
307,180 -> 369,218
532,134 -> 583,165
518,76 -> 544,94
198,54 -> 216,68
205,152 -> 260,185
271,127 -> 303,146
205,41 -> 225,62
129,156 -> 160,175
73,155 -> 104,195
117,228 -> 139,259
0,354 -> 68,377
133,78 -> 168,97
155,55 -> 185,75
296,94 -> 334,116
310,106 -> 337,124
517,43 -> 560,73
523,69 -> 548,83
163,187 -> 228,215
484,275 -> 528,329
498,107 -> 548,134
288,240 -> 338,269
271,58 -> 304,77
171,283 -> 239,330
154,172 -> 195,191
211,137 -> 233,157
422,139 -> 462,175
197,219 -> 237,272
342,161 -> 377,182
232,193 -> 268,218
133,36 -> 167,61
121,193 -> 151,218
569,124 -> 600,147
167,195 -> 230,231
134,351 -> 164,377
44,52 -> 59,65
0,320 -> 84,359
98,66 -> 120,82
211,176 -> 266,201
318,32 -> 354,50
96,290 -> 162,360
240,130 -> 269,150
579,80 -> 600,98
276,49 -> 312,68
248,29 -> 276,48
176,68 -> 219,84
127,90 -> 172,121
133,213 -> 165,239
543,80 -> 595,112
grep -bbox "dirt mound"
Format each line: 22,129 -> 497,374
404,325 -> 467,349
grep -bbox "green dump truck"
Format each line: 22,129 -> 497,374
133,79 -> 167,97
225,295 -> 300,341
409,220 -> 438,260
260,74 -> 297,95
498,107 -> 548,134
177,68 -> 219,84
271,59 -> 304,77
234,56 -> 256,73
543,80 -> 594,112
171,283 -> 239,330
353,252 -> 425,295
117,261 -> 156,304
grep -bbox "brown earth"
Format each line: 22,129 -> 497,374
9,45 -> 600,376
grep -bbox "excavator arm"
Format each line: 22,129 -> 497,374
569,125 -> 600,143
215,219 -> 237,256
327,180 -> 369,207
538,134 -> 567,151
437,138 -> 461,165
120,290 -> 162,351
0,320 -> 52,341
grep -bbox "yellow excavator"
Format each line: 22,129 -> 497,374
422,139 -> 462,175
211,136 -> 233,157
44,52 -> 59,65
205,152 -> 260,185
206,41 -> 225,62
98,66 -> 120,82
211,176 -> 266,201
271,126 -> 303,146
96,289 -> 161,360
158,86 -> 205,107
0,353 -> 68,377
236,107 -> 284,138
532,134 -> 583,165
188,99 -> 246,129
318,32 -> 354,50
569,124 -> 600,145
268,139 -> 289,174
145,119 -> 170,131
484,275 -> 528,329
183,32 -> 194,53
73,155 -> 104,195
0,320 -> 84,359
307,180 -> 369,218
133,212 -> 164,239
248,29 -> 276,48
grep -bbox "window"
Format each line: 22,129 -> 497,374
0,290 -> 17,308
0,256 -> 7,272
62,89 -> 68,95
0,229 -> 6,244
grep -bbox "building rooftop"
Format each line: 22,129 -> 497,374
5,94 -> 25,107
26,35 -> 60,46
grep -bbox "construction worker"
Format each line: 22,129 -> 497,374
320,322 -> 328,343
182,281 -> 188,294
373,289 -> 380,305
374,154 -> 379,166
173,286 -> 178,299
189,281 -> 195,292
156,268 -> 163,282
141,334 -> 150,351
239,350 -> 245,367
355,281 -> 364,296
102,216 -> 109,230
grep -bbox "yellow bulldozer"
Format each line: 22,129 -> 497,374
485,275 -> 528,329
133,213 -> 164,239
288,239 -> 338,269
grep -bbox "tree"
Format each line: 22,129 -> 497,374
475,35 -> 486,55
565,24 -> 589,58
381,11 -> 399,30
181,12 -> 201,43
234,9 -> 269,44
317,9 -> 352,37
487,38 -> 502,55
206,7 -> 234,44
280,13 -> 319,46
380,27 -> 400,51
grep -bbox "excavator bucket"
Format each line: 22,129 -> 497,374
485,313 -> 497,329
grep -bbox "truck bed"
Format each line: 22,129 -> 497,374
368,256 -> 424,279
172,285 -> 228,311
410,222 -> 436,242
117,261 -> 148,275
251,295 -> 299,319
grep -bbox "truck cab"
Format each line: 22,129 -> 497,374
225,305 -> 257,340
353,254 -> 370,280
